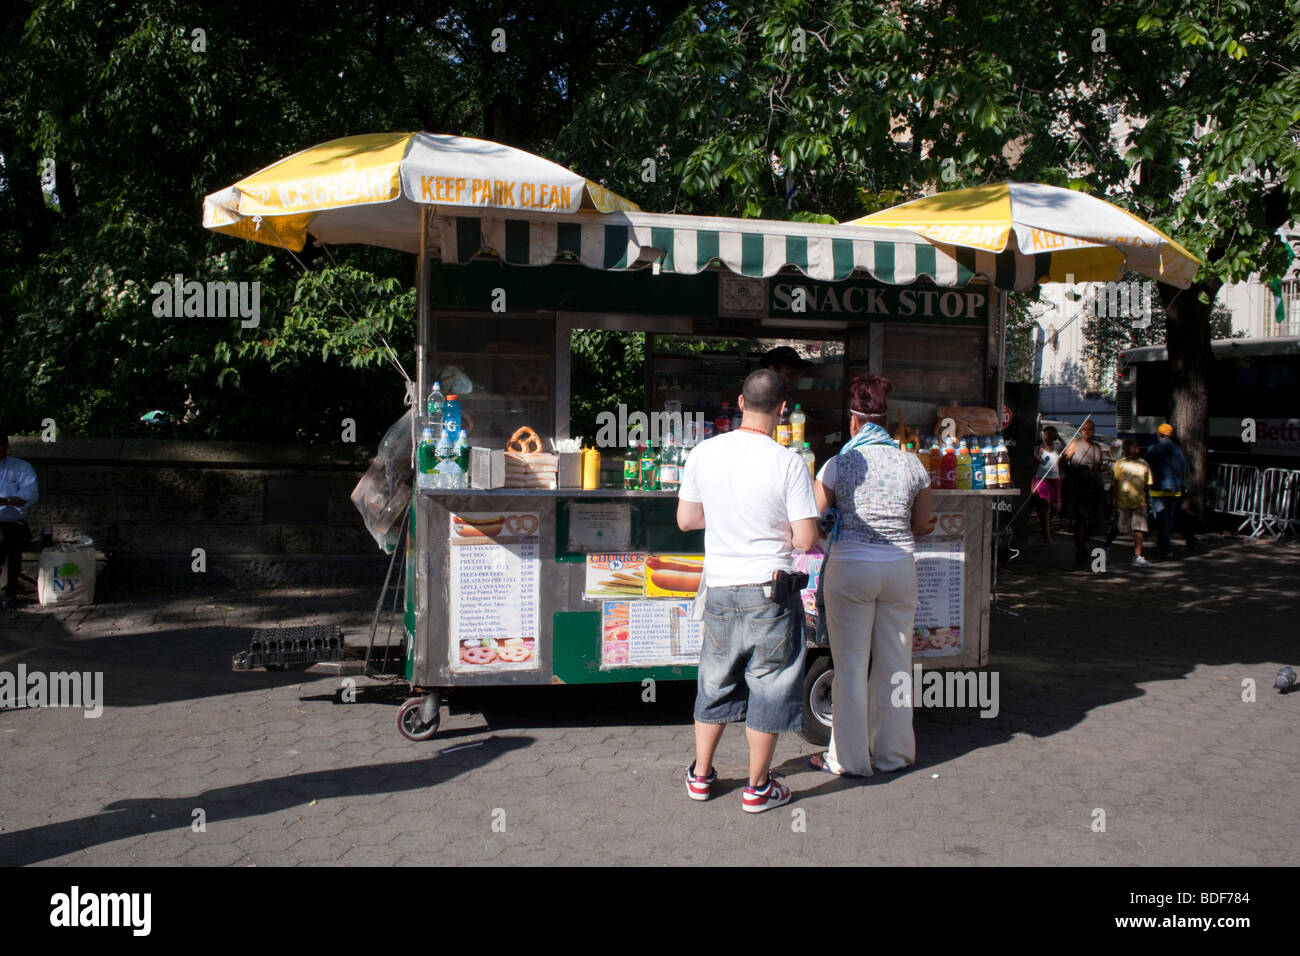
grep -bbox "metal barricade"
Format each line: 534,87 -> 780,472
1211,463 -> 1262,534
1255,468 -> 1300,538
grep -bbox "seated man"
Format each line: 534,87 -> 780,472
1,430 -> 40,609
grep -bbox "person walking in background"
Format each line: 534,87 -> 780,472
677,369 -> 819,813
1061,419 -> 1109,564
1032,425 -> 1063,543
807,373 -> 935,777
1110,439 -> 1153,567
1146,423 -> 1191,559
0,430 -> 40,610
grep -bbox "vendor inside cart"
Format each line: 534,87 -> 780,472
759,345 -> 812,411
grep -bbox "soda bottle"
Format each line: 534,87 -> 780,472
639,440 -> 659,491
715,402 -> 732,434
776,406 -> 793,446
995,436 -> 1011,488
790,404 -> 807,445
659,440 -> 681,490
426,381 -> 445,423
623,441 -> 641,490
971,439 -> 986,490
730,404 -> 743,432
941,437 -> 958,490
800,442 -> 816,478
956,438 -> 972,490
928,439 -> 942,488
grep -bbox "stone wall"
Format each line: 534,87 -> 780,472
7,437 -> 392,589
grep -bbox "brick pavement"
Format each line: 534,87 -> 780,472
1,535 -> 1296,866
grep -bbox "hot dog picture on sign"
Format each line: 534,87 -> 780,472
643,554 -> 705,597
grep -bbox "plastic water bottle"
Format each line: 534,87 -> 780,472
426,381 -> 445,424
434,425 -> 453,488
417,426 -> 438,491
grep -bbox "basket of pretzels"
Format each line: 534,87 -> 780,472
503,427 -> 558,489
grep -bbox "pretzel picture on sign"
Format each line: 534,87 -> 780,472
507,426 -> 544,453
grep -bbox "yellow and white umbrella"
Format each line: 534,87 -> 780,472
845,182 -> 1201,290
203,131 -> 640,253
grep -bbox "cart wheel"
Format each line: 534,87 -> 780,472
396,695 -> 441,741
801,654 -> 833,746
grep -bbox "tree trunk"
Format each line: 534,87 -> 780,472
1158,278 -> 1220,517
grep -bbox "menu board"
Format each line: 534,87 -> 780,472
912,535 -> 964,657
601,600 -> 703,668
449,512 -> 540,671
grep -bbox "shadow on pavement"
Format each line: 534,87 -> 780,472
0,735 -> 533,866
3,535 -> 1297,778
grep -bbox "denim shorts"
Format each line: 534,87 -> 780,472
694,584 -> 805,734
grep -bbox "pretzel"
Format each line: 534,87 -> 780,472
507,426 -> 544,453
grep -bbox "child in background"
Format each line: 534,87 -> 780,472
1110,439 -> 1153,567
1032,425 -> 1063,543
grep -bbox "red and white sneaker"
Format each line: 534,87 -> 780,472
685,761 -> 717,801
742,773 -> 791,813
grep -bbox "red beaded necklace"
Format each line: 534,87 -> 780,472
736,425 -> 771,437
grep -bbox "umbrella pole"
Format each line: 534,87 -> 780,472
416,205 -> 430,429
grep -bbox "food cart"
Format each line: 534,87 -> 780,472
397,210 -> 1022,743
203,134 -> 1025,745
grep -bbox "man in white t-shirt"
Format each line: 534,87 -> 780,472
677,369 -> 819,813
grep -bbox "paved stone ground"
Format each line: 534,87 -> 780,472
1,533 -> 1296,866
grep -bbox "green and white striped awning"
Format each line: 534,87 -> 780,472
432,210 -> 1043,288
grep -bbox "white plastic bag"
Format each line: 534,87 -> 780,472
38,549 -> 96,606
351,411 -> 414,553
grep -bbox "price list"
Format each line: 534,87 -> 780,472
609,600 -> 703,667
913,536 -> 964,629
449,513 -> 540,666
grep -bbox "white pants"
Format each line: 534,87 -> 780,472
823,555 -> 917,775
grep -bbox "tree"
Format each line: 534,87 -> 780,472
558,0 -> 1299,512
0,0 -> 688,442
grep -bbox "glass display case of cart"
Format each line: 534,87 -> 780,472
430,313 -> 556,444
648,334 -> 845,467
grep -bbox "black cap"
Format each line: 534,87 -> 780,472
760,346 -> 813,369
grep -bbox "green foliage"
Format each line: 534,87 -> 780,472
0,1 -> 688,443
568,329 -> 645,442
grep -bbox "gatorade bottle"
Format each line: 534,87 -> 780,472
995,436 -> 1011,488
790,404 -> 806,445
800,442 -> 816,478
971,439 -> 987,490
956,438 -> 972,490
941,438 -> 958,490
443,394 -> 462,438
624,442 -> 641,490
